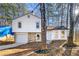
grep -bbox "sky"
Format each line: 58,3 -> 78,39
25,3 -> 69,28
25,3 -> 61,27
26,3 -> 38,12
26,3 -> 41,18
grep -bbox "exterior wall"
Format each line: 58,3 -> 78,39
46,30 -> 68,41
15,32 -> 41,43
12,15 -> 41,32
28,32 -> 36,42
28,32 -> 41,42
14,30 -> 68,44
15,32 -> 28,44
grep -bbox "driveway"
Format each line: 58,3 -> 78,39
0,43 -> 37,56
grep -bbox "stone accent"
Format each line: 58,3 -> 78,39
28,32 -> 41,42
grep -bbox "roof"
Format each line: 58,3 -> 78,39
13,12 -> 41,20
47,26 -> 69,30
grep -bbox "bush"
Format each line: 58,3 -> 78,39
34,49 -> 49,54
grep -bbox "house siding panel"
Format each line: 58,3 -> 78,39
12,15 -> 41,32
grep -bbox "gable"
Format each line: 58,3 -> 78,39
13,13 -> 41,22
12,13 -> 41,32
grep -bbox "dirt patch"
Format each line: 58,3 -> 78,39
50,40 -> 66,48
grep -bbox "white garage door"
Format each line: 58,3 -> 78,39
16,33 -> 28,44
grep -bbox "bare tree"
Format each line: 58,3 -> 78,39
40,3 -> 47,48
64,3 -> 77,47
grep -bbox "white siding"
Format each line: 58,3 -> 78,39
46,30 -> 68,41
12,15 -> 41,32
46,31 -> 52,41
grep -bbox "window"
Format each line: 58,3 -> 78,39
36,22 -> 39,29
18,22 -> 22,28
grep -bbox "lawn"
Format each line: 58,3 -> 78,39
29,40 -> 66,56
50,40 -> 66,48
0,40 -> 67,56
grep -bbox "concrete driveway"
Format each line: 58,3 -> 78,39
0,43 -> 26,50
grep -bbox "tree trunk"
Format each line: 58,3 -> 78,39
66,4 -> 69,28
40,3 -> 47,48
64,3 -> 76,47
68,3 -> 74,44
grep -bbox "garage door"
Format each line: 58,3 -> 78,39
16,33 -> 28,44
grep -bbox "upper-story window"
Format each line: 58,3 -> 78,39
36,22 -> 40,29
18,22 -> 22,28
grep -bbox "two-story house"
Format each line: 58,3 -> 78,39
12,13 -> 69,44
